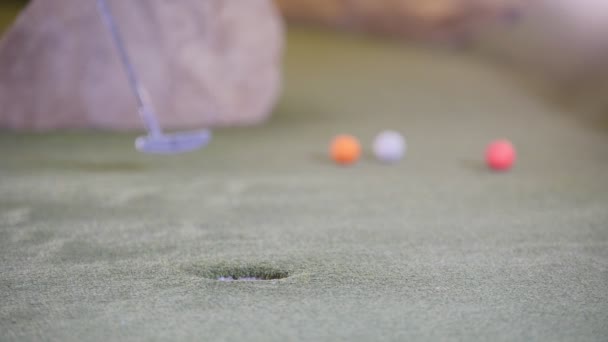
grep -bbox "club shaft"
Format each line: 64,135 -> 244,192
96,0 -> 161,135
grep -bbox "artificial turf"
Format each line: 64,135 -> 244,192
1,13 -> 608,342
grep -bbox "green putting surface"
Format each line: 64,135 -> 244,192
1,28 -> 608,341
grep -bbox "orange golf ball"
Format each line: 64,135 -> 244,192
330,135 -> 361,165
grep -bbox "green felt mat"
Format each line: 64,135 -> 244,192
1,26 -> 608,341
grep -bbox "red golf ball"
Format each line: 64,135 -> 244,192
486,140 -> 516,171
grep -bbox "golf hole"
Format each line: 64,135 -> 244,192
191,264 -> 289,282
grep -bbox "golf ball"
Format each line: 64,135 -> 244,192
486,139 -> 516,171
373,130 -> 406,163
330,134 -> 361,165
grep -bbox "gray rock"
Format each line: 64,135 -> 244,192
0,0 -> 284,131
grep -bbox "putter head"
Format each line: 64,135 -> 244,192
135,130 -> 212,154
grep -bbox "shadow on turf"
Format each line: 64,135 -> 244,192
29,159 -> 150,173
311,152 -> 332,165
460,159 -> 488,173
311,149 -> 378,166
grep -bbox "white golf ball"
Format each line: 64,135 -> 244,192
373,130 -> 406,163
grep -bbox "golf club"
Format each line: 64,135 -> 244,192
96,0 -> 212,154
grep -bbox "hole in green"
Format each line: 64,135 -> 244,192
190,263 -> 289,282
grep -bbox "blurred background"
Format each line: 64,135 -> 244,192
2,0 -> 608,82
0,0 -> 26,31
1,0 -> 607,128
